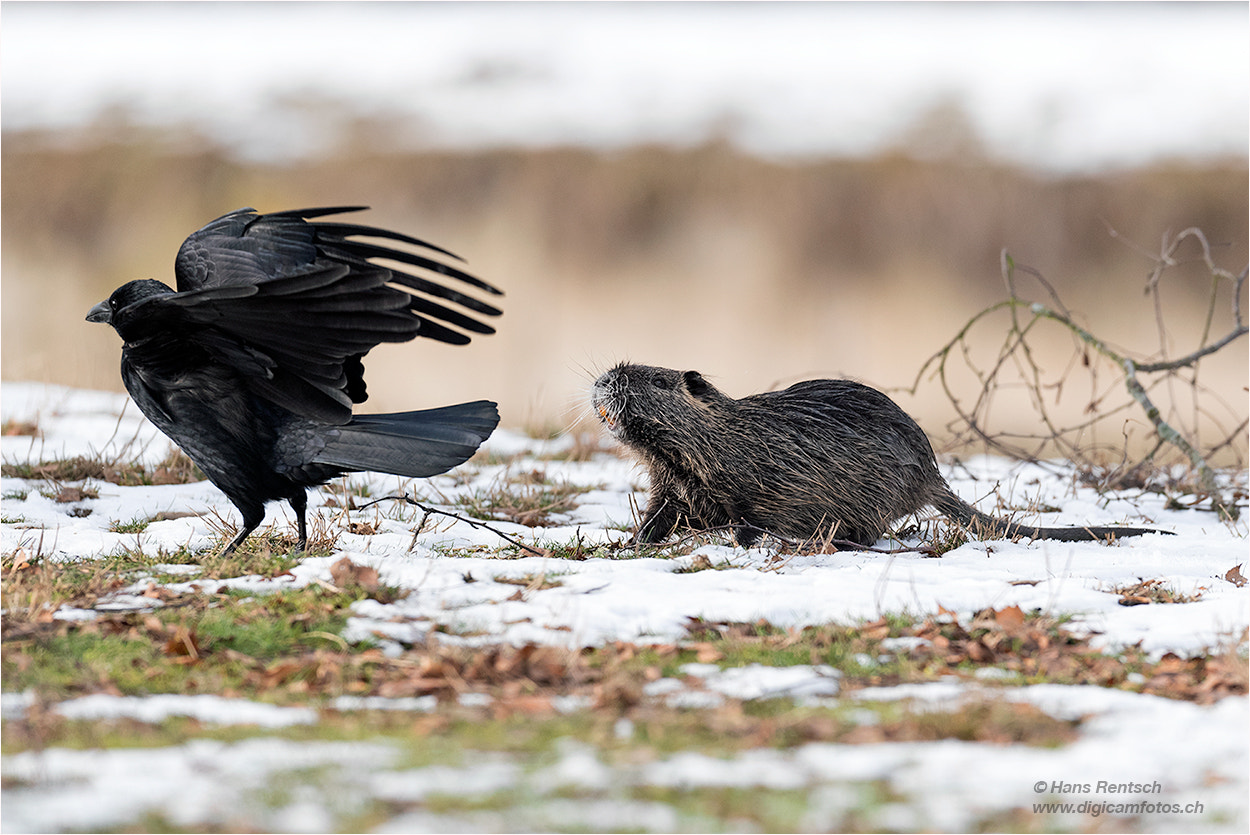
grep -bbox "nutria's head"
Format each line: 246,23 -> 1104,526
592,362 -> 729,455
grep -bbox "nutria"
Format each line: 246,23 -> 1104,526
591,362 -> 1166,547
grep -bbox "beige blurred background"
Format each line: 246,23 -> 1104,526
3,3 -> 1246,463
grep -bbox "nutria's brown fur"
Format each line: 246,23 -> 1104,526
592,362 -> 1166,547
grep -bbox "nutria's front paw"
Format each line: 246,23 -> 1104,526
635,510 -> 679,544
634,522 -> 669,544
733,524 -> 763,548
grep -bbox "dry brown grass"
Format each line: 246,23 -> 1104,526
0,448 -> 201,487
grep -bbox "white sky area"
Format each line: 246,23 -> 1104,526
3,1 -> 1247,172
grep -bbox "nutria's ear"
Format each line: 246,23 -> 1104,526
683,370 -> 711,398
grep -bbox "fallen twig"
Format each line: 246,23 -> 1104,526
355,495 -> 548,556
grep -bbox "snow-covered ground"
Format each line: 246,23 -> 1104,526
2,381 -> 1247,833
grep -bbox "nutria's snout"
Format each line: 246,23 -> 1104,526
591,369 -> 623,433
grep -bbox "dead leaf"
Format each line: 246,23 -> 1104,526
860,619 -> 891,641
150,468 -> 187,485
54,486 -> 94,503
2,420 -> 38,436
412,714 -> 450,735
593,674 -> 642,710
994,605 -> 1026,630
329,557 -> 380,592
149,511 -> 200,522
1153,653 -> 1189,674
245,662 -> 292,690
1225,564 -> 1247,587
493,695 -> 555,719
163,627 -> 201,662
525,646 -> 572,684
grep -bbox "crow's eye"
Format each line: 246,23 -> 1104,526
651,375 -> 672,390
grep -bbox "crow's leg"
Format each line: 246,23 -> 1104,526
289,491 -> 308,552
222,504 -> 264,556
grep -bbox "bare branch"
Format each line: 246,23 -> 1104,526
1122,359 -> 1233,520
355,495 -> 548,556
913,226 -> 1246,519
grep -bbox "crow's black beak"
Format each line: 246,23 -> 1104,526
86,300 -> 111,324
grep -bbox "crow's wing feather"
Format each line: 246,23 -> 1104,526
132,263 -> 420,422
282,218 -> 464,264
154,206 -> 505,419
172,207 -> 502,346
174,207 -> 322,289
318,239 -> 503,313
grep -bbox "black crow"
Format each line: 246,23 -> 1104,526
87,206 -> 502,554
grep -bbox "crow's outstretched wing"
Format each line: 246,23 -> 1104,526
174,206 -> 502,345
115,264 -> 428,424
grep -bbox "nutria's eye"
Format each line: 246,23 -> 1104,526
651,374 -> 672,390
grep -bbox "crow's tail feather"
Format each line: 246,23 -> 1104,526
315,401 -> 499,478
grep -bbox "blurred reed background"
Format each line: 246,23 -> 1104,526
2,3 -> 1246,462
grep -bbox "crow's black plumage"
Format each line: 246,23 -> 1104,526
87,206 -> 503,554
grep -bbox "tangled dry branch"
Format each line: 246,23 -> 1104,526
912,227 -> 1246,520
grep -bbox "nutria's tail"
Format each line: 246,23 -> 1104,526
932,490 -> 1170,542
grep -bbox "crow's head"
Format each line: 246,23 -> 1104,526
87,279 -> 175,336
